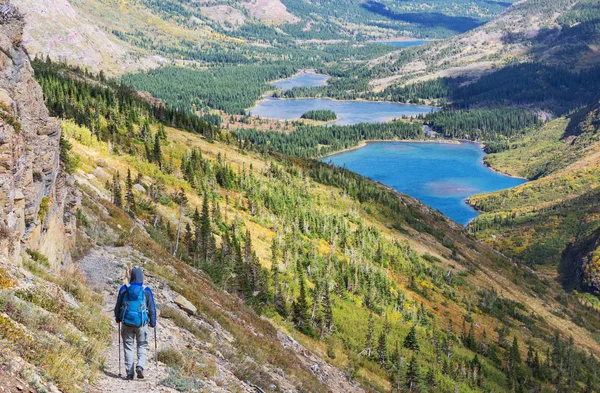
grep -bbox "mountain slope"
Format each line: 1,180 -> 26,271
12,0 -> 518,75
31,56 -> 600,392
468,101 -> 600,293
369,0 -> 600,90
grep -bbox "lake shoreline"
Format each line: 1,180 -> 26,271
321,139 -> 527,180
319,138 -> 464,160
370,37 -> 436,43
321,140 -> 527,225
269,69 -> 330,87
247,95 -> 438,119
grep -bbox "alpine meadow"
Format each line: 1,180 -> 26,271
1,1 -> 600,393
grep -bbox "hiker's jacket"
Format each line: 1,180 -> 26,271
114,267 -> 157,328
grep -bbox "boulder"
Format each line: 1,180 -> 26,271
174,295 -> 197,315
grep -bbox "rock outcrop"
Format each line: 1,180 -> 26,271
0,3 -> 78,268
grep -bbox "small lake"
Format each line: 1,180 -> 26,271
375,40 -> 430,47
250,98 -> 436,125
322,142 -> 526,225
272,72 -> 329,90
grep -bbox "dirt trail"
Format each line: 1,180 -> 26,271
80,247 -> 178,393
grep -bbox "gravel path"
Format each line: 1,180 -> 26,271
80,247 -> 178,393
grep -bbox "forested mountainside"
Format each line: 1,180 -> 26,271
12,0 -> 516,74
467,101 -> 600,298
10,50 -> 600,393
366,0 -> 600,91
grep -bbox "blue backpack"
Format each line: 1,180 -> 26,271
119,284 -> 149,327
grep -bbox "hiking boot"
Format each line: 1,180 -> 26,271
126,374 -> 134,381
136,367 -> 144,379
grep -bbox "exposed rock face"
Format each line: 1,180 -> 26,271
175,294 -> 197,315
0,3 -> 78,268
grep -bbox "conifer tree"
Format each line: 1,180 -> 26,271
378,328 -> 388,366
112,171 -> 122,208
234,231 -> 251,298
199,195 -> 215,264
321,282 -> 334,338
507,336 -> 522,392
405,355 -> 422,392
184,223 -> 193,255
292,268 -> 310,334
362,312 -> 375,358
172,189 -> 187,257
404,325 -> 420,351
158,123 -> 167,140
392,350 -> 405,393
192,208 -> 201,259
271,238 -> 287,317
426,368 -> 436,389
467,321 -> 476,350
125,168 -> 135,214
153,132 -> 163,169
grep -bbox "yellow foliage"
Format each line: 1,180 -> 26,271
0,267 -> 14,289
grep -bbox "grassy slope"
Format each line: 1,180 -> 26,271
368,0 -> 600,91
468,103 -> 600,271
62,110 -> 600,390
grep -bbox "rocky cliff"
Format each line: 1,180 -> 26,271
0,3 -> 78,268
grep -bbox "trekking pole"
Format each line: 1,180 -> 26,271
118,322 -> 122,378
154,325 -> 158,370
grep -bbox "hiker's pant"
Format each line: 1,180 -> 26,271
121,324 -> 149,375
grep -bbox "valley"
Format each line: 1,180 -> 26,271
1,0 -> 600,393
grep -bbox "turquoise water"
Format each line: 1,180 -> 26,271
376,40 -> 430,47
322,142 -> 526,225
272,72 -> 329,90
250,98 -> 436,125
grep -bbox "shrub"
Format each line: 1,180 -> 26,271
0,267 -> 14,289
26,249 -> 50,267
161,369 -> 204,392
38,197 -> 50,222
158,348 -> 183,368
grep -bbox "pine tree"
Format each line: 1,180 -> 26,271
321,282 -> 334,338
234,231 -> 251,297
378,328 -> 388,366
125,168 -> 135,214
426,368 -> 436,389
158,123 -> 167,140
184,223 -> 193,255
172,189 -> 187,257
392,341 -> 404,393
404,325 -> 420,351
467,321 -> 476,350
583,375 -> 594,393
271,238 -> 287,317
507,336 -> 522,392
112,171 -> 122,208
244,230 -> 261,294
405,355 -> 422,392
153,132 -> 162,169
361,312 -> 375,358
292,268 -> 310,334
199,195 -> 215,264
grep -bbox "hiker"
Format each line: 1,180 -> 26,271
114,267 -> 157,380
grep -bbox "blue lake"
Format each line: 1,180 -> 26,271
376,40 -> 430,47
322,142 -> 526,225
250,98 -> 436,125
272,72 -> 329,90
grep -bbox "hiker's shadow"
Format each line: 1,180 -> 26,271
103,370 -> 124,380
